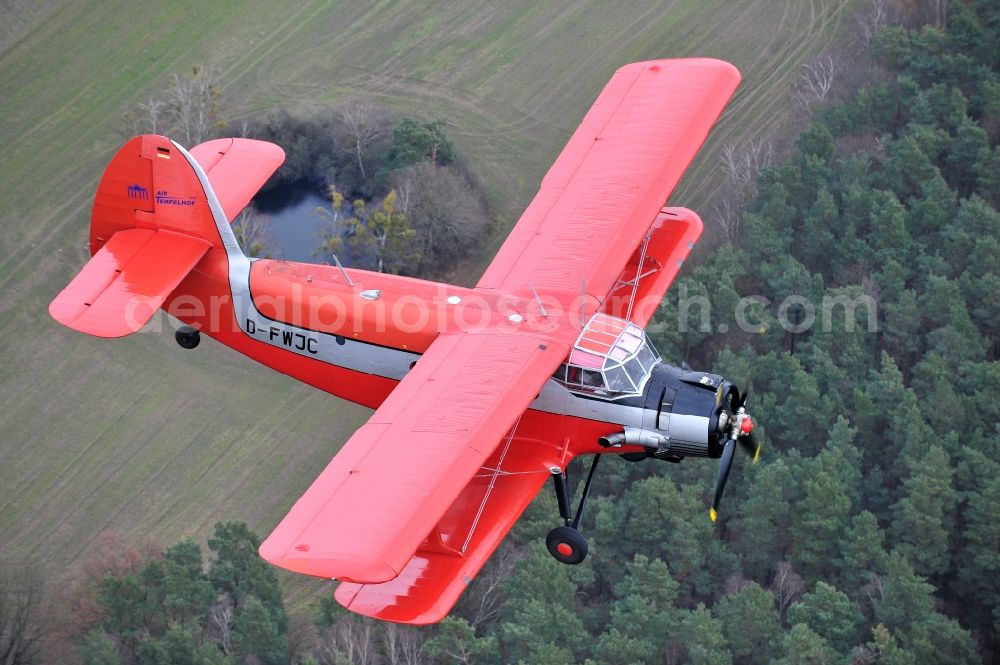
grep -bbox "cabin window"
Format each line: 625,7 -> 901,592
580,369 -> 605,389
605,366 -> 633,393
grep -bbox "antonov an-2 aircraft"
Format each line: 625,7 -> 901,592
50,59 -> 759,624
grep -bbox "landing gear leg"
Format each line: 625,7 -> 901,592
175,326 -> 201,350
546,454 -> 601,565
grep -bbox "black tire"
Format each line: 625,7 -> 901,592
545,525 -> 588,565
175,326 -> 201,350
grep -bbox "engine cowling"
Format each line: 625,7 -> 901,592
601,363 -> 736,459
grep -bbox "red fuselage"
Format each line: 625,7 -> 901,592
165,256 -> 644,468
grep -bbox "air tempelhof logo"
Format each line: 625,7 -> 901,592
155,190 -> 196,206
126,184 -> 149,200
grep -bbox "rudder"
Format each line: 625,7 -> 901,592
90,135 -> 225,254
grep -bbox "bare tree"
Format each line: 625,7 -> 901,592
720,140 -> 774,194
383,623 -> 403,665
0,567 -> 45,665
134,96 -> 168,134
769,562 -> 805,620
393,173 -> 415,217
318,617 -> 376,665
713,139 -> 774,243
232,206 -> 275,258
857,0 -> 891,46
919,0 -> 948,27
54,532 -> 161,641
864,574 -> 887,607
389,162 -> 491,272
382,623 -> 426,665
119,65 -> 226,143
208,600 -> 234,656
235,115 -> 253,139
794,55 -> 839,112
286,614 -> 318,665
714,195 -> 745,247
377,623 -> 426,665
170,65 -> 223,145
399,627 -> 424,665
722,571 -> 753,597
458,547 -> 516,631
335,101 -> 385,181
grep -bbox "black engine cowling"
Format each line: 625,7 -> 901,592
639,363 -> 736,459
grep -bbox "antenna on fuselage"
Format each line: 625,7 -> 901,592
331,254 -> 354,286
529,284 -> 548,318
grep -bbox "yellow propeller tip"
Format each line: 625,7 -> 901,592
709,508 -> 718,522
753,445 -> 761,464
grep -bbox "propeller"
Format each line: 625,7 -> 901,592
709,387 -> 761,522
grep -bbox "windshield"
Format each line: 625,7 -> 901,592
552,314 -> 660,397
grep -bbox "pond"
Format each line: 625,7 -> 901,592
252,182 -> 336,263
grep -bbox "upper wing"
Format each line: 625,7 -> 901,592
259,330 -> 569,583
476,59 -> 739,306
189,138 -> 285,222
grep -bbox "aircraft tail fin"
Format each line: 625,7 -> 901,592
50,134 -> 283,337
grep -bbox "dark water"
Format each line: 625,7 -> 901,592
253,182 -> 332,263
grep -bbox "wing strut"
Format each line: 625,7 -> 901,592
460,415 -> 522,553
624,228 -> 654,321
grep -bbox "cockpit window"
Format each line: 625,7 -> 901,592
605,366 -> 633,393
551,313 -> 661,397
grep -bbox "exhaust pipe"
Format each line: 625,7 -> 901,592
599,427 -> 667,449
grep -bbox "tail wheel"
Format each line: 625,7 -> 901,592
175,326 -> 201,350
546,525 -> 588,565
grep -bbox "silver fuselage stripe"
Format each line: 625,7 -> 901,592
174,141 -> 420,380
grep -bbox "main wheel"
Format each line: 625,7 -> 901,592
175,326 -> 201,350
545,525 -> 588,565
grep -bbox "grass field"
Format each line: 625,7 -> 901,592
0,0 -> 858,609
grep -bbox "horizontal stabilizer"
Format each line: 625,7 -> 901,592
190,138 -> 285,222
49,228 -> 210,338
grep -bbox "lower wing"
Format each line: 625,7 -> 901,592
335,432 -> 559,624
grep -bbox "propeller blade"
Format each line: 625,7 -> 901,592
710,437 -> 736,522
738,431 -> 761,462
749,433 -> 762,463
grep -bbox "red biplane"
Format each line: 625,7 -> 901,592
50,59 -> 759,624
